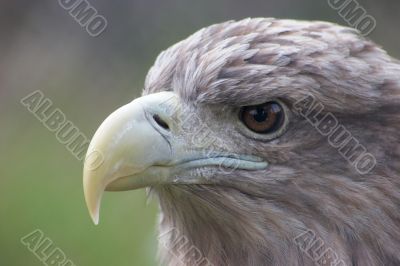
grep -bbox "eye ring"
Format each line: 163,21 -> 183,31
238,100 -> 289,141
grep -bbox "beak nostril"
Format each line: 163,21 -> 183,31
153,114 -> 170,130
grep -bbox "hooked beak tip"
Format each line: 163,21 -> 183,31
83,175 -> 104,226
86,194 -> 101,225
91,212 -> 100,225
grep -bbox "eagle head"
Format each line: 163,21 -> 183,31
83,18 -> 400,265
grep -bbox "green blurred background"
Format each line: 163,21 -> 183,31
1,0 -> 399,265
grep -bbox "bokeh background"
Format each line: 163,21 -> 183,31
1,1 -> 399,265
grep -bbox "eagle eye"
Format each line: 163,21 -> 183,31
239,100 -> 288,140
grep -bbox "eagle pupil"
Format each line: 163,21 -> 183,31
254,107 -> 267,122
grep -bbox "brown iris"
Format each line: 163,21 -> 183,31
240,101 -> 285,134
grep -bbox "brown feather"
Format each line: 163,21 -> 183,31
144,18 -> 400,266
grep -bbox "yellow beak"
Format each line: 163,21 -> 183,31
83,92 -> 177,224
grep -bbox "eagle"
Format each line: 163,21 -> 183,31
83,18 -> 400,265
